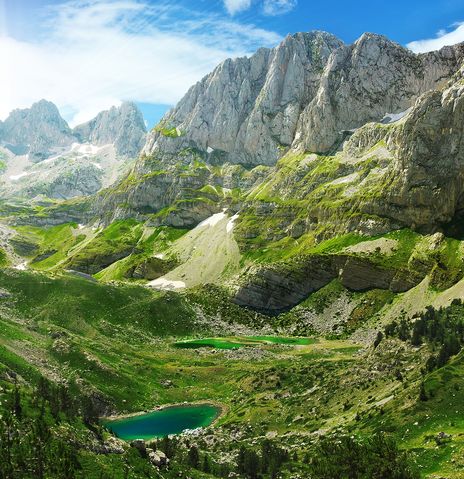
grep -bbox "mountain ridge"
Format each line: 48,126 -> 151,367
0,100 -> 147,161
84,30 -> 464,239
0,100 -> 147,200
144,30 -> 464,166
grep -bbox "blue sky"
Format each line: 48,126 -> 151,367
1,0 -> 463,128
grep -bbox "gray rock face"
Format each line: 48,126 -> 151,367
0,100 -> 74,161
143,32 -> 464,166
0,143 -> 133,201
19,162 -> 103,200
0,100 -> 146,163
73,102 -> 147,158
356,66 -> 464,232
296,34 -> 464,152
233,254 -> 425,314
145,31 -> 343,167
234,255 -> 339,313
0,101 -> 146,201
338,257 -> 420,292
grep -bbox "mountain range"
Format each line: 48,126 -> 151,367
94,31 -> 464,234
2,30 -> 464,479
0,100 -> 146,199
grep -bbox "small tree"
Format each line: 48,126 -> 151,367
202,455 -> 211,473
373,331 -> 383,349
187,445 -> 200,469
13,381 -> 22,420
419,382 -> 428,402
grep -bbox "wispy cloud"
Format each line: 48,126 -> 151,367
224,0 -> 252,15
223,0 -> 297,16
0,0 -> 281,125
263,0 -> 297,16
407,22 -> 464,53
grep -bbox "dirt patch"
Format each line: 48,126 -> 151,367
344,238 -> 398,255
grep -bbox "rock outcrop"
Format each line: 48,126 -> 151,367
233,253 -> 426,314
234,255 -> 339,313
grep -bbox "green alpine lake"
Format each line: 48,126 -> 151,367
103,404 -> 221,441
173,336 -> 316,350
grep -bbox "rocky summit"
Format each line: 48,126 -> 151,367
3,27 -> 464,479
145,32 -> 463,165
0,99 -> 75,161
0,101 -> 147,200
73,101 -> 147,158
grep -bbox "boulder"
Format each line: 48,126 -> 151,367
100,436 -> 126,454
147,449 -> 169,466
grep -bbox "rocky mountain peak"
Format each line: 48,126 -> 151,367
0,99 -> 74,161
73,101 -> 147,158
0,101 -> 148,201
0,99 -> 147,163
143,31 -> 464,168
143,30 -> 345,167
27,99 -> 65,121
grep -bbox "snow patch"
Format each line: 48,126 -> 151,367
207,146 -> 214,154
226,213 -> 240,233
10,172 -> 29,181
198,211 -> 227,228
41,142 -> 108,164
148,278 -> 186,290
41,156 -> 59,165
154,253 -> 165,259
71,143 -> 103,155
14,262 -> 28,271
380,108 -> 412,124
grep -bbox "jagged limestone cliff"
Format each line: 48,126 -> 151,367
73,101 -> 147,158
0,100 -> 74,161
144,32 -> 463,164
93,32 -> 464,233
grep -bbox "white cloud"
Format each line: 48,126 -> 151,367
407,22 -> 464,53
0,0 -> 281,125
263,0 -> 297,16
224,0 -> 252,15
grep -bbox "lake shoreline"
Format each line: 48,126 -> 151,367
102,400 -> 228,429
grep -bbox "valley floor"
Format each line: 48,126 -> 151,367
1,268 -> 464,477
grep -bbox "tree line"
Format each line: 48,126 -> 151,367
384,300 -> 464,371
0,379 -> 80,478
